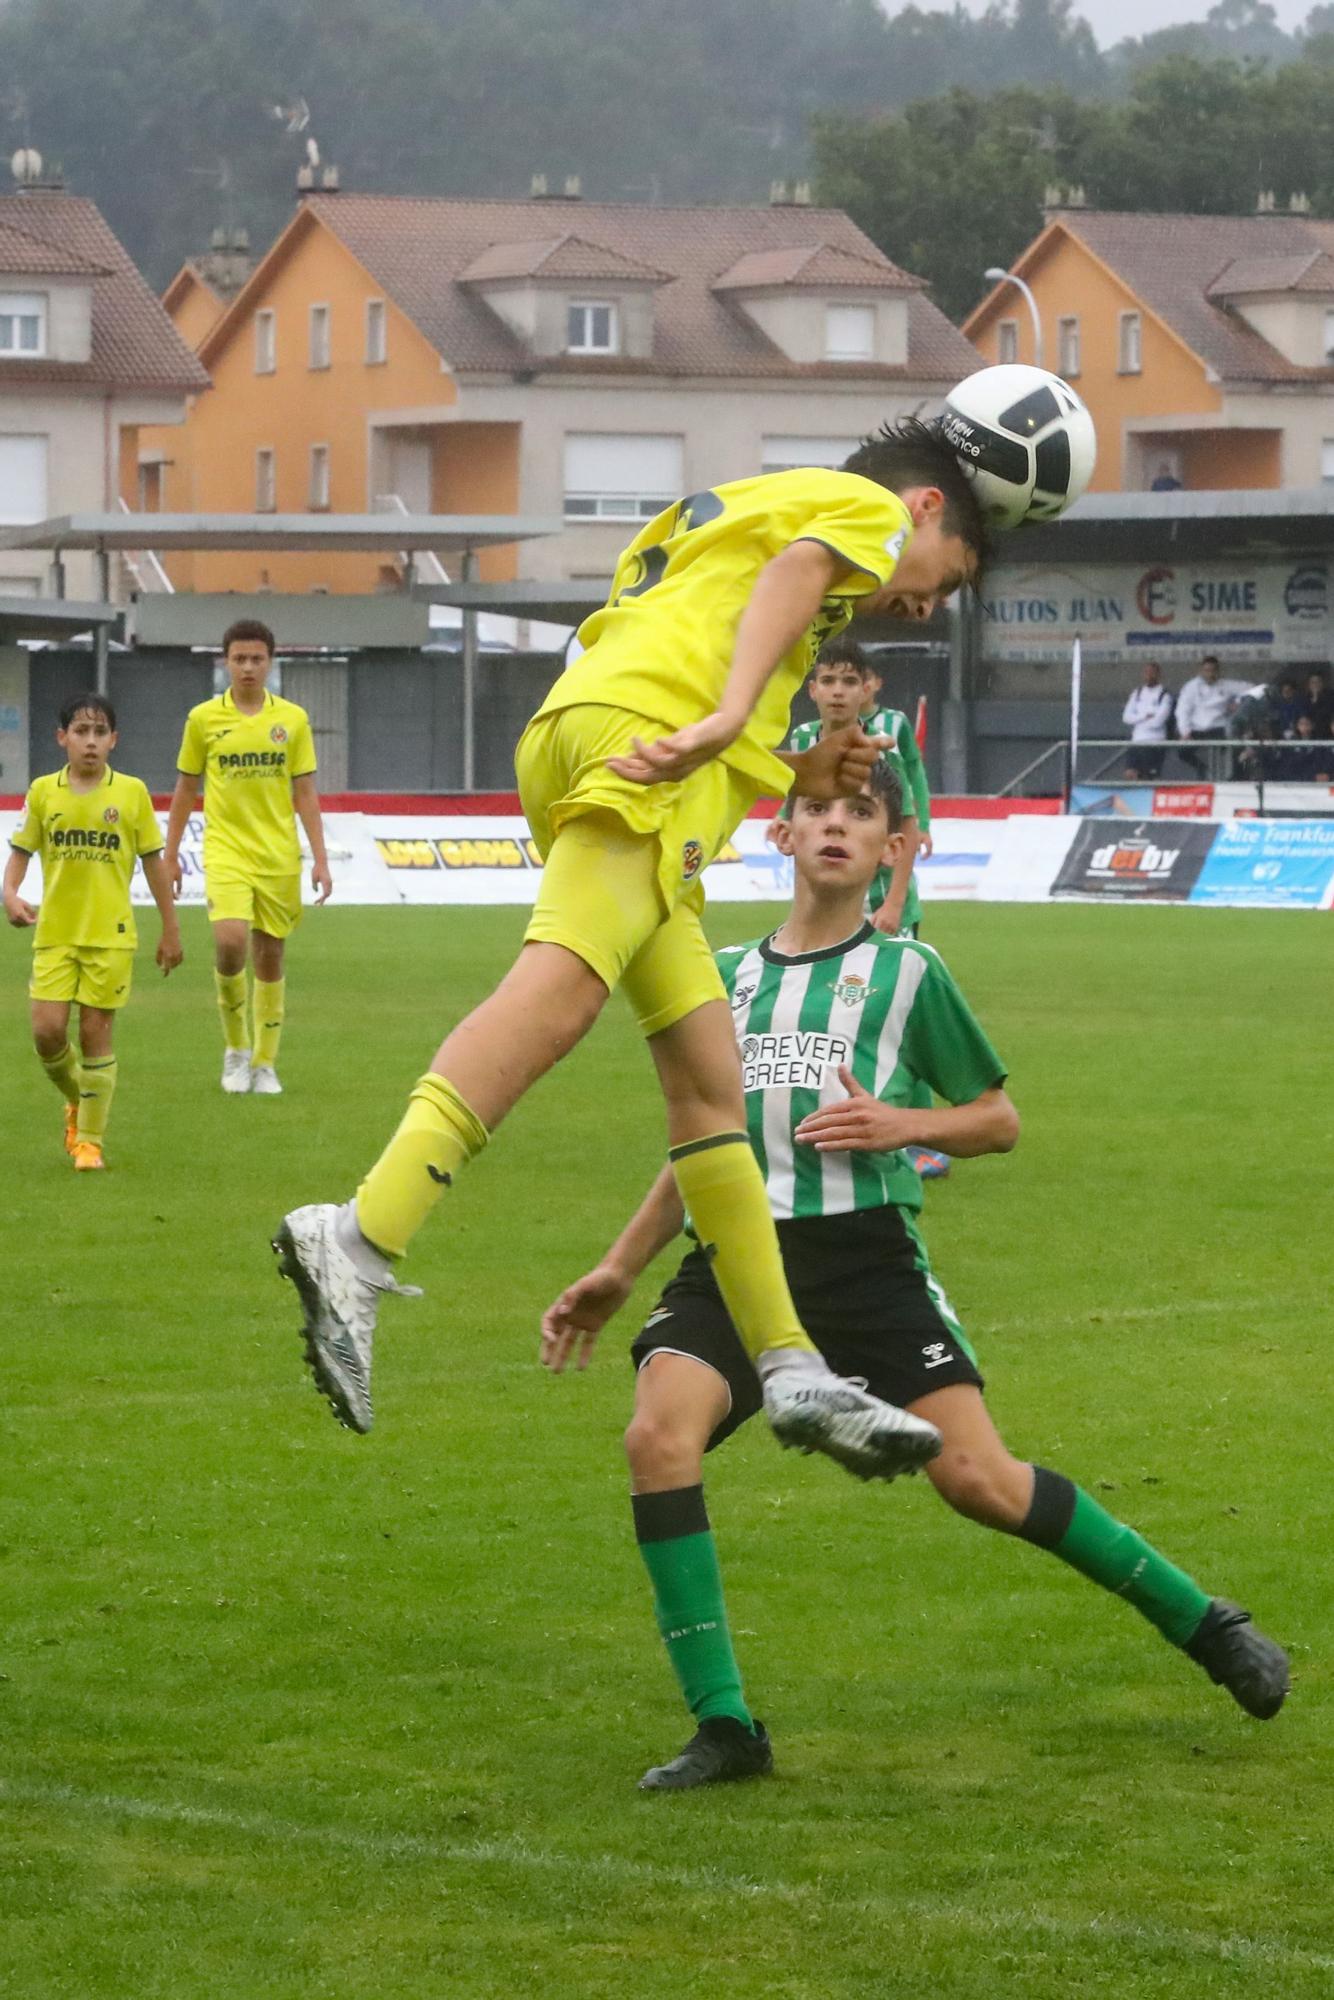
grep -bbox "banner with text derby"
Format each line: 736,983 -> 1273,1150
980,557 -> 1330,665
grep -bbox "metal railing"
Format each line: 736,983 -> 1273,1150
115,499 -> 175,595
372,492 -> 450,587
996,735 -> 1334,802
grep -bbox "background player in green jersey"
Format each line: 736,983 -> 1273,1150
542,762 -> 1287,1791
4,693 -> 182,1170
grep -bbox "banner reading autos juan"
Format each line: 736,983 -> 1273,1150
1052,819 -> 1218,901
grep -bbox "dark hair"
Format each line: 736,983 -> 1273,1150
59,692 -> 116,731
790,759 -> 902,832
222,618 -> 276,658
842,416 -> 988,563
1201,654 -> 1220,668
813,636 -> 873,677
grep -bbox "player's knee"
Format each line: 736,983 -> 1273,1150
624,1408 -> 701,1488
929,1447 -> 1028,1530
32,1025 -> 65,1059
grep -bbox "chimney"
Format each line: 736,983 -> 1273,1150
563,174 -> 582,199
321,164 -> 341,191
791,181 -> 812,207
768,179 -> 790,205
1256,189 -> 1276,214
11,146 -> 64,192
1290,190 -> 1311,215
530,173 -> 549,198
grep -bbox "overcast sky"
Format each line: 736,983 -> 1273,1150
902,0 -> 1313,42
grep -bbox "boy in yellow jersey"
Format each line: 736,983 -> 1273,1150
163,621 -> 332,1097
4,693 -> 182,1170
275,419 -> 985,1479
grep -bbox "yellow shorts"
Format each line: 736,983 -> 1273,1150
30,944 -> 135,1011
515,704 -> 762,1038
206,873 -> 303,938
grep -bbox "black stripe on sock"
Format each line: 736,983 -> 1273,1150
668,1131 -> 748,1164
1018,1465 -> 1077,1550
632,1484 -> 710,1545
81,1059 -> 116,1071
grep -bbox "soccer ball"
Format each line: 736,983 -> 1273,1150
938,364 -> 1097,530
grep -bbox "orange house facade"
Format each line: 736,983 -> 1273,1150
964,207 -> 1334,494
136,188 -> 980,596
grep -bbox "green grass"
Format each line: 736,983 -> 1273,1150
2,903 -> 1330,1999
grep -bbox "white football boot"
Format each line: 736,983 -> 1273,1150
272,1203 -> 421,1433
761,1351 -> 941,1482
222,1048 -> 252,1094
250,1064 -> 283,1095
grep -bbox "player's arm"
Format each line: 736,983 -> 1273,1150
609,540 -> 875,788
540,1165 -> 686,1374
795,1068 -> 1018,1157
3,843 -> 37,927
140,851 -> 184,976
870,813 -> 919,936
162,772 -> 201,897
292,772 -> 333,904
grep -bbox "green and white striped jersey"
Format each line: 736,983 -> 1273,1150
718,922 -> 1004,1219
785,707 -> 926,931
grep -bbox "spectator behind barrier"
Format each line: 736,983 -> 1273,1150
1121,661 -> 1173,780
1302,670 -> 1334,739
1177,655 -> 1250,777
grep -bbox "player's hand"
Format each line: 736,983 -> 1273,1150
312,860 -> 333,905
786,725 -> 889,801
156,930 -> 184,976
871,900 -> 906,937
917,829 -> 934,859
540,1263 -> 633,1373
795,1066 -> 922,1154
606,710 -> 740,785
4,895 -> 37,928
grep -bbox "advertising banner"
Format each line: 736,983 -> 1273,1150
1051,818 -> 1217,901
0,648 -> 28,794
981,558 -> 1329,664
1189,819 -> 1334,908
1071,781 -> 1334,821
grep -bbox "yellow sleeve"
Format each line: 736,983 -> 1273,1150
177,707 -> 207,777
132,781 -> 164,857
289,710 -> 317,779
10,783 -> 43,853
793,486 -> 913,599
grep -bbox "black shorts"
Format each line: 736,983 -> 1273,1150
629,1206 -> 983,1452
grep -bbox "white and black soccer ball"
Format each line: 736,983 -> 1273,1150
938,364 -> 1097,531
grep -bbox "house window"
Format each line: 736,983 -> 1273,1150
761,435 -> 860,474
824,304 -> 875,361
566,301 -> 617,354
309,303 -> 331,370
1118,310 -> 1142,375
1058,316 -> 1081,378
1321,440 -> 1334,485
0,292 -> 45,356
997,317 -> 1019,365
255,310 -> 276,374
563,432 -> 682,520
366,298 -> 387,365
0,434 -> 49,523
255,446 -> 276,511
309,443 -> 331,509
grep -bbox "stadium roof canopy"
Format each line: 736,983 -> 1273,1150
1009,486 -> 1334,563
0,595 -> 122,645
0,513 -> 560,557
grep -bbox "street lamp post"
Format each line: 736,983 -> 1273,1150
984,265 -> 1043,370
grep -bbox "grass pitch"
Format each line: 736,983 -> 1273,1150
2,902 -> 1330,1999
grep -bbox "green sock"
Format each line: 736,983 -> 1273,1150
1020,1466 -> 1211,1648
77,1056 -> 119,1143
632,1486 -> 753,1727
215,969 -> 249,1051
40,1041 -> 81,1106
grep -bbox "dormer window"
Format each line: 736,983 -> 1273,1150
567,301 -> 618,354
824,304 -> 875,361
0,292 -> 46,357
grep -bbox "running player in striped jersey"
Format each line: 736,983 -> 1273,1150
541,761 -> 1288,1790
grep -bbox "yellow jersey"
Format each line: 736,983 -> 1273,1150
177,688 -> 317,877
536,468 -> 914,795
11,765 -> 163,949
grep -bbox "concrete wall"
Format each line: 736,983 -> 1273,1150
27,652 -> 214,788
735,293 -> 907,366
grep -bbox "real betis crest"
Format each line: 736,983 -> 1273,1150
832,970 -> 868,1008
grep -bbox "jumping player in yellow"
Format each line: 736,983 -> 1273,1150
274,420 -> 985,1478
4,693 -> 182,1170
163,621 -> 332,1097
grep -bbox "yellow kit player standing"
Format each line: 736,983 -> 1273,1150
274,419 -> 985,1480
163,621 -> 332,1097
4,693 -> 182,1171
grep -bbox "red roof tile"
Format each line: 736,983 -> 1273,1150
460,233 -> 672,284
712,242 -> 923,292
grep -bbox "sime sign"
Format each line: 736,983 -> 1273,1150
980,558 -> 1329,664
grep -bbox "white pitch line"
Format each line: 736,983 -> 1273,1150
1,1776 -> 1332,1974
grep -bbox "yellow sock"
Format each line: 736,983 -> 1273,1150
252,978 -> 285,1067
216,970 -> 249,1051
669,1133 -> 815,1361
77,1055 -> 118,1142
40,1041 -> 81,1105
356,1073 -> 489,1259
